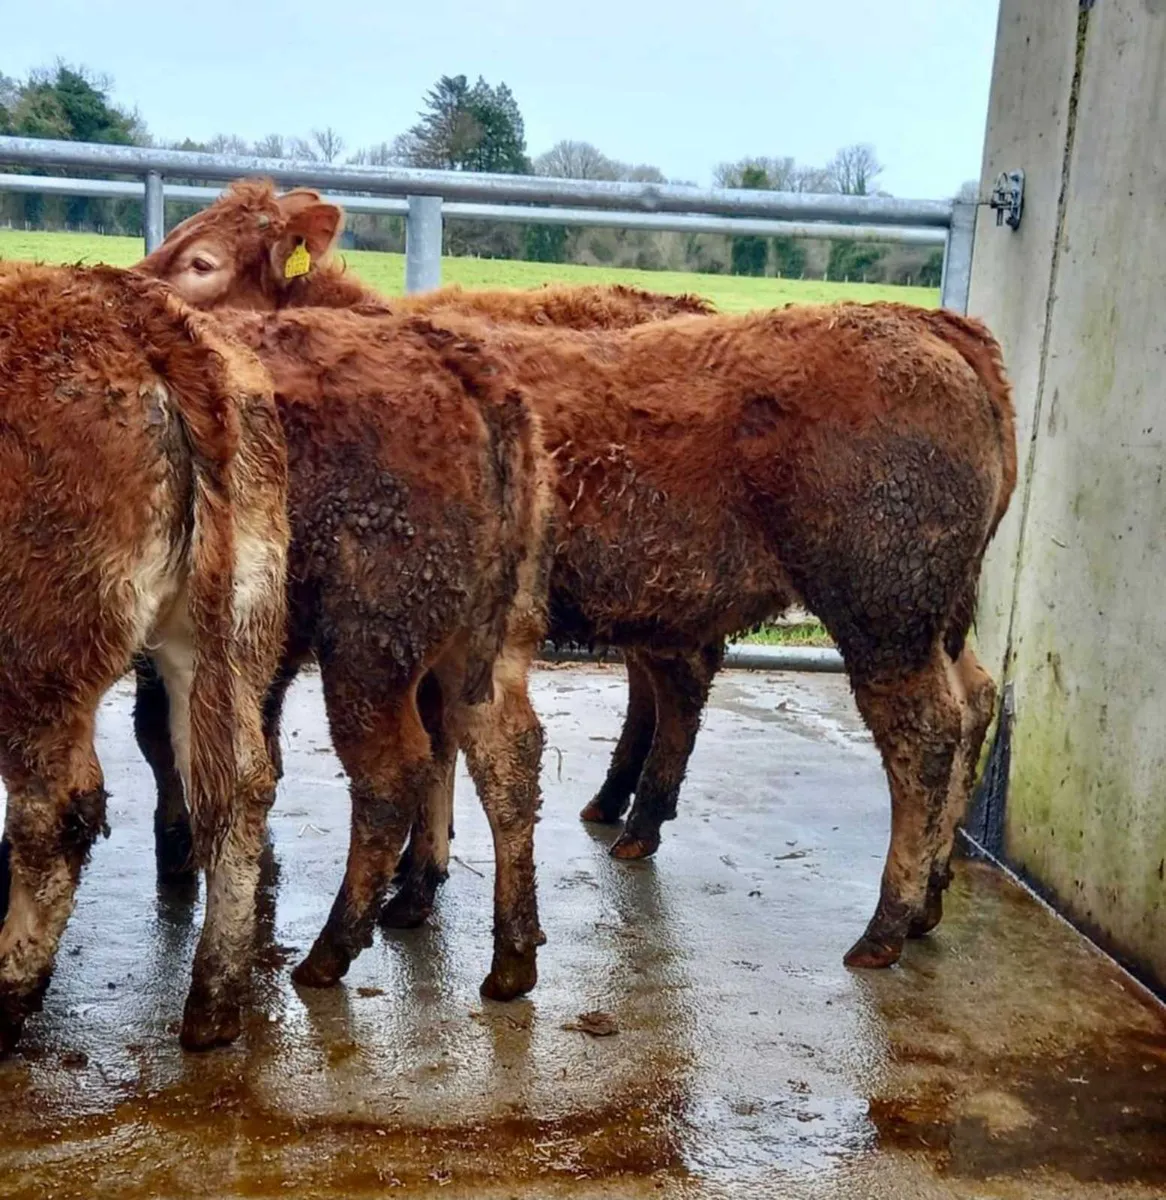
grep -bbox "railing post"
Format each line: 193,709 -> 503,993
143,170 -> 164,253
939,200 -> 976,313
405,195 -> 442,294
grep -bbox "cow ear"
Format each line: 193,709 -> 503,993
272,202 -> 344,281
276,188 -> 324,218
285,202 -> 343,259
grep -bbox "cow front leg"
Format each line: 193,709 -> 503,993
294,667 -> 431,989
461,649 -> 545,1002
133,657 -> 193,886
580,651 -> 656,825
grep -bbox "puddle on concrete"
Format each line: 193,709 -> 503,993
0,666 -> 1163,1199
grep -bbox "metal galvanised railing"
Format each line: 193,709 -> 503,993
0,136 -> 975,312
0,136 -> 982,674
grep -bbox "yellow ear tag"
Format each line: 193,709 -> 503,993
284,242 -> 312,279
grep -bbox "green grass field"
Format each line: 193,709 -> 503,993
0,228 -> 939,314
743,621 -> 834,648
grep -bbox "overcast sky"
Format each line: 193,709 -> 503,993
5,0 -> 1000,198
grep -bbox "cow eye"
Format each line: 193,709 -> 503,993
191,257 -> 215,274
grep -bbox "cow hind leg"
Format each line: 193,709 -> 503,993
908,644 -> 997,938
147,619 -> 277,1052
381,671 -> 456,931
380,741 -> 455,930
133,657 -> 195,887
462,649 -> 545,1001
0,837 -> 10,927
580,652 -> 656,825
293,669 -> 432,989
611,643 -> 722,860
260,646 -> 311,785
0,716 -> 107,1055
843,650 -> 962,970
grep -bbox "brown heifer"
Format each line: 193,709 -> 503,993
421,303 -> 1016,968
135,180 -> 718,903
138,182 -> 1018,970
136,305 -> 551,997
0,263 -> 288,1053
136,179 -> 714,327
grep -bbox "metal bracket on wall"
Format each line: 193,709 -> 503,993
989,170 -> 1025,230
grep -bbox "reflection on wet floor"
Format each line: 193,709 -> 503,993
0,664 -> 1163,1199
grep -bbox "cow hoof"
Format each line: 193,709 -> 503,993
154,819 -> 196,883
180,996 -> 241,1051
0,978 -> 49,1056
843,934 -> 904,970
0,1009 -> 25,1058
579,797 -> 625,825
0,837 -> 11,925
480,950 -> 537,1001
390,841 -> 416,889
291,941 -> 349,990
381,863 -> 445,931
610,831 -> 659,860
379,891 -> 433,931
156,872 -> 199,912
908,891 -> 944,939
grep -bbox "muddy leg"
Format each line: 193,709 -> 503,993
0,720 -> 107,1055
293,672 -> 432,989
908,647 -> 997,938
145,629 -> 277,1051
580,651 -> 656,825
611,643 -> 723,861
260,642 -> 312,785
381,672 -> 457,930
0,837 -> 9,927
181,772 -> 273,1050
133,657 -> 194,884
462,650 -> 545,1001
843,652 -> 962,970
381,753 -> 454,931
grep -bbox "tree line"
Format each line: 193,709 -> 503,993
1,63 -> 965,284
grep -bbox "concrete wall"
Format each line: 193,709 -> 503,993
968,0 -> 1166,988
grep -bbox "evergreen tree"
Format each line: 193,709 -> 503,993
523,224 -> 568,263
1,64 -> 146,233
400,74 -> 528,173
729,163 -> 770,277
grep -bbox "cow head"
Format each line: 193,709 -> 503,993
137,179 -> 344,310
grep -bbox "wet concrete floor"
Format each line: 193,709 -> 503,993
0,664 -> 1164,1198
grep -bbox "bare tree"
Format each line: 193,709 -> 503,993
312,126 -> 346,163
208,133 -> 251,156
827,143 -> 882,196
348,140 -> 399,167
253,133 -> 288,159
955,178 -> 979,202
535,140 -> 619,180
534,139 -> 666,184
716,156 -> 790,190
0,72 -> 20,111
792,165 -> 836,193
620,162 -> 666,183
715,156 -> 838,193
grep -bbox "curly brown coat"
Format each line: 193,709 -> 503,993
129,301 -> 553,1000
0,263 -> 288,1053
137,180 -> 1018,971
